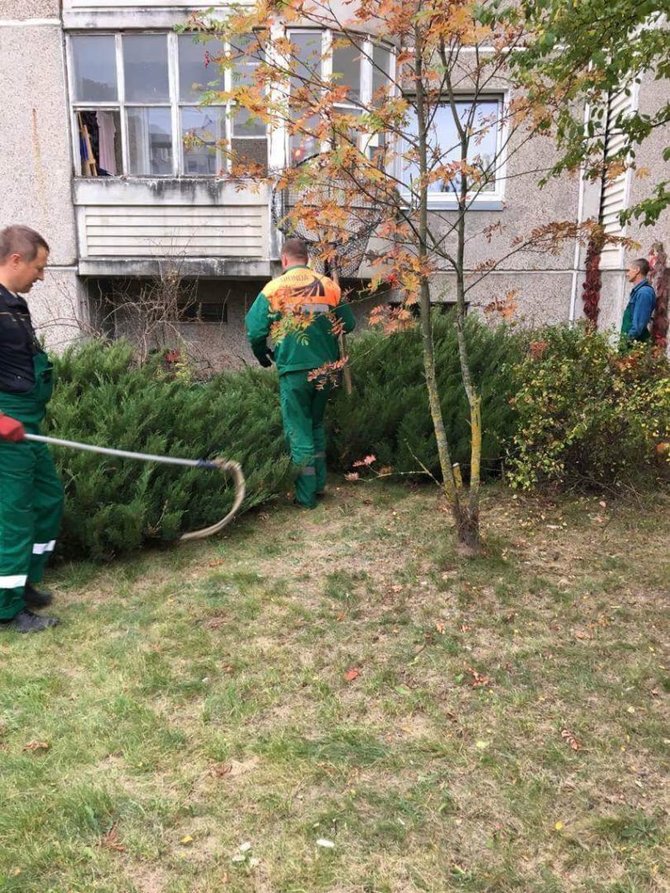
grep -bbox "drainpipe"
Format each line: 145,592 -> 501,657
569,100 -> 593,323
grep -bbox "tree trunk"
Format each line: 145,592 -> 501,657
414,32 -> 475,550
451,99 -> 482,554
456,503 -> 480,556
328,257 -> 352,395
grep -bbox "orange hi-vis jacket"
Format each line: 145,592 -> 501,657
245,265 -> 355,374
262,266 -> 341,313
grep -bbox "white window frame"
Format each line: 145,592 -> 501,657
285,28 -> 396,166
66,30 -> 269,179
399,93 -> 507,211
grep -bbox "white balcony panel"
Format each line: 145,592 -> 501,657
81,205 -> 266,258
74,178 -> 270,262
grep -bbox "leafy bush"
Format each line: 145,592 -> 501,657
47,341 -> 291,560
506,325 -> 670,490
328,313 -> 523,479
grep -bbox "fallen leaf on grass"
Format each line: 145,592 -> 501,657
22,740 -> 50,752
180,835 -> 193,845
435,621 -> 446,634
344,668 -> 361,682
100,825 -> 126,853
561,729 -> 582,751
209,762 -> 233,778
466,667 -> 491,688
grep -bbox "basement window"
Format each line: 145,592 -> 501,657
179,301 -> 228,323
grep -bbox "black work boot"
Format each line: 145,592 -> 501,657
24,582 -> 54,608
2,609 -> 60,633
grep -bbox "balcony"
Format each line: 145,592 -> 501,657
74,178 -> 273,278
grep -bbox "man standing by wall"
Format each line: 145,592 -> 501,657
0,226 -> 62,633
246,237 -> 356,508
621,258 -> 657,345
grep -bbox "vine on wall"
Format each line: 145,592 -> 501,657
581,227 -> 605,326
648,242 -> 669,350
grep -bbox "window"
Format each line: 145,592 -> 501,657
369,43 -> 392,165
288,31 -> 325,165
287,31 -> 395,166
402,97 -> 505,206
179,300 -> 228,323
68,32 -> 267,178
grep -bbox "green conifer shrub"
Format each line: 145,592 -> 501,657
328,313 -> 523,479
47,341 -> 291,559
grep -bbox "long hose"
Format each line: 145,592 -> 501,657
25,433 -> 246,542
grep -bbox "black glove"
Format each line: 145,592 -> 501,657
256,347 -> 274,368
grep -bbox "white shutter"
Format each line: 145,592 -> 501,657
600,84 -> 638,269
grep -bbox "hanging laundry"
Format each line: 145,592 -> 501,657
96,111 -> 117,175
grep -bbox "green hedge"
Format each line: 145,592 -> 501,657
506,326 -> 670,490
329,313 -> 523,479
47,341 -> 291,560
45,318 -> 523,559
51,319 -> 666,561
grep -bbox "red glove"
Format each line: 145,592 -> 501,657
0,414 -> 25,442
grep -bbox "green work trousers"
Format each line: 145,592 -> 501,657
279,370 -> 331,508
0,350 -> 63,620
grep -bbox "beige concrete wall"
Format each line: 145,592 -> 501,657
425,270 -> 573,328
30,269 -> 90,351
0,1 -> 60,18
0,11 -> 82,348
627,75 -> 670,252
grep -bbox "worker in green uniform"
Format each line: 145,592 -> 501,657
0,225 -> 62,633
246,237 -> 356,508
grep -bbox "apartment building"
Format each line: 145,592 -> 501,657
1,1 -> 667,366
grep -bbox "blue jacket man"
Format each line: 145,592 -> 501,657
621,257 -> 656,343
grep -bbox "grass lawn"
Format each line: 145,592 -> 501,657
0,481 -> 668,893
